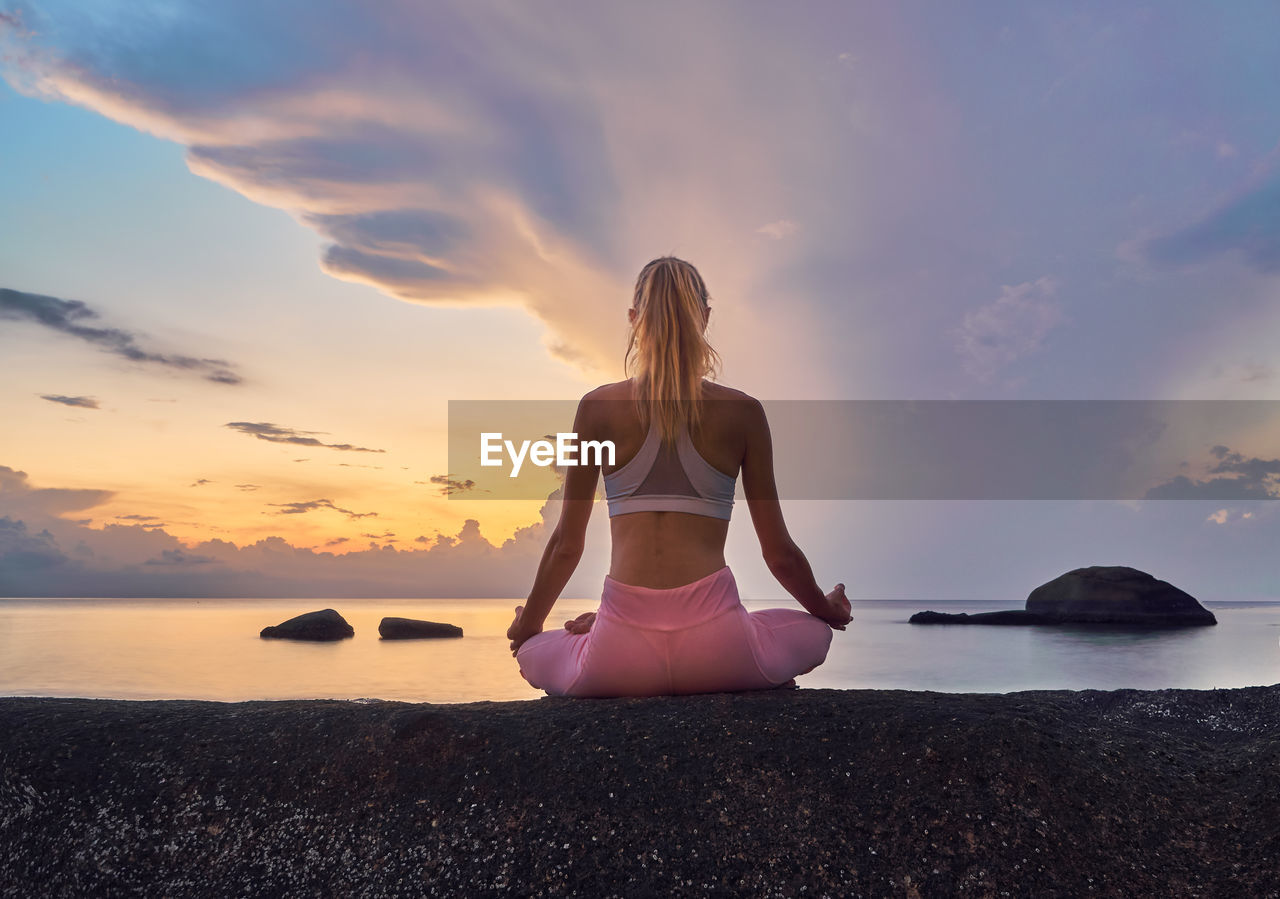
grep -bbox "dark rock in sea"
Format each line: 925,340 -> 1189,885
908,609 -> 1051,625
911,565 -> 1216,627
5,686 -> 1280,895
1027,566 -> 1216,626
378,617 -> 463,639
259,608 -> 354,641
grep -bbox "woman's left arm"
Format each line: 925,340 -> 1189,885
507,395 -> 601,654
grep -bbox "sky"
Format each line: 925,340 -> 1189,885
1,1 -> 1278,600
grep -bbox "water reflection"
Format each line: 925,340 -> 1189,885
0,598 -> 1277,702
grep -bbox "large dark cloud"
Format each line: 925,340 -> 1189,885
225,421 -> 384,453
1,288 -> 242,384
39,394 -> 100,409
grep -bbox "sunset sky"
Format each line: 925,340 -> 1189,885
2,1 -> 1278,599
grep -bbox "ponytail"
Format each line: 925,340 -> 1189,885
624,256 -> 722,443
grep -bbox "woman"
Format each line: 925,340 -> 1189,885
508,256 -> 851,697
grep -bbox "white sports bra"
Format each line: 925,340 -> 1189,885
602,420 -> 736,520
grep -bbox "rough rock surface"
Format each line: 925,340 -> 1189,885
911,566 -> 1217,627
3,686 -> 1279,897
379,617 -> 464,639
259,608 -> 355,641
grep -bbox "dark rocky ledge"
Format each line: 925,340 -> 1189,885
3,686 -> 1279,897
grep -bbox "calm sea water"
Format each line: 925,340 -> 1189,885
1,598 -> 1278,703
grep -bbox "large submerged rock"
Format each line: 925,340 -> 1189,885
260,609 -> 355,641
378,617 -> 463,639
910,566 -> 1216,627
1027,566 -> 1216,625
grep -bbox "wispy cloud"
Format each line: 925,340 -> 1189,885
425,474 -> 479,496
756,219 -> 798,239
39,394 -> 99,409
190,478 -> 212,487
1139,170 -> 1280,273
266,498 -> 377,519
953,277 -> 1064,382
1,287 -> 242,384
225,421 -> 384,453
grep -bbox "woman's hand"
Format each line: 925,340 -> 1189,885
507,605 -> 544,656
563,611 -> 596,635
815,583 -> 853,630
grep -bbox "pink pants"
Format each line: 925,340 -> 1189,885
516,566 -> 833,697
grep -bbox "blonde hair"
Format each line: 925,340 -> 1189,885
624,256 -> 722,443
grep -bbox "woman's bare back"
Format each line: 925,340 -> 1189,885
585,378 -> 758,588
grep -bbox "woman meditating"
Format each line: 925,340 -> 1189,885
508,256 -> 851,697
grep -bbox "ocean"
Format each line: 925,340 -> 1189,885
2,597 -> 1278,702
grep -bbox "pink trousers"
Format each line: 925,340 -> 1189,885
516,566 -> 833,697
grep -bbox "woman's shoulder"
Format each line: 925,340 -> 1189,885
701,380 -> 755,403
701,380 -> 764,418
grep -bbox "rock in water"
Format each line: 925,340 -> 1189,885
907,609 -> 1051,625
1026,566 -> 1216,626
260,609 -> 355,640
379,617 -> 463,639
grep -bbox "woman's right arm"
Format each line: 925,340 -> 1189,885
741,398 -> 851,629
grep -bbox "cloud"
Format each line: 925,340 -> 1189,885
190,478 -> 212,487
427,474 -> 479,496
225,421 -> 384,453
0,516 -> 66,571
235,483 -> 261,491
0,467 -> 589,597
1210,362 -> 1275,384
1144,444 -> 1280,500
0,464 -> 113,519
1139,169 -> 1280,273
756,219 -> 799,240
953,277 -> 1065,382
0,2 -> 856,377
144,548 -> 219,565
39,394 -> 99,409
0,287 -> 242,384
266,498 -> 377,519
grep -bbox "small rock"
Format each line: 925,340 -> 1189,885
260,609 -> 354,641
379,617 -> 464,639
908,609 -> 1049,625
